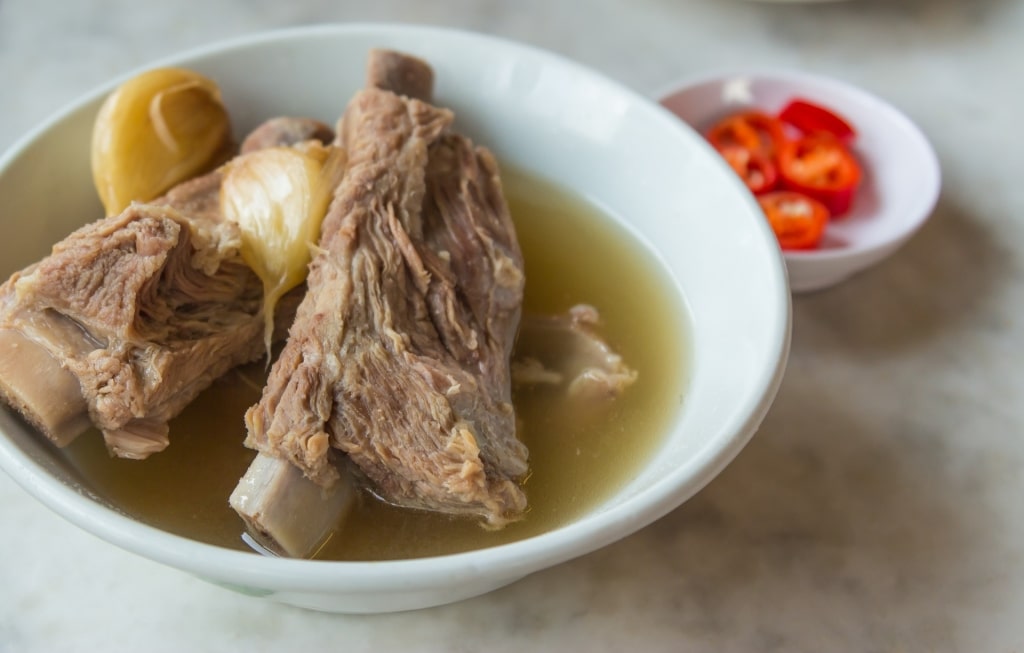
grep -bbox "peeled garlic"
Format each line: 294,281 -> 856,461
91,67 -> 233,215
221,144 -> 346,354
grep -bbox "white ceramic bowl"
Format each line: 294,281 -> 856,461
658,70 -> 941,293
0,24 -> 790,613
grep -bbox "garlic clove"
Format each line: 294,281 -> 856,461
91,67 -> 233,216
220,144 -> 346,353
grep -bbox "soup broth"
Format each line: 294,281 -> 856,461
61,170 -> 689,560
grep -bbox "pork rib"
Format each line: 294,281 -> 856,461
240,51 -> 528,537
0,121 -> 323,456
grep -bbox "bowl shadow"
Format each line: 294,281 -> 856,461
791,191 -> 1008,356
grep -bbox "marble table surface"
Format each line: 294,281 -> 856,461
2,0 -> 1022,650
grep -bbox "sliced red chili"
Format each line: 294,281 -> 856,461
779,99 -> 857,144
777,134 -> 862,216
758,191 -> 829,250
716,144 -> 778,195
706,111 -> 786,158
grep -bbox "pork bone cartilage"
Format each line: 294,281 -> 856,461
230,452 -> 356,558
0,329 -> 90,446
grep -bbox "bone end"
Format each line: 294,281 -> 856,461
0,329 -> 89,447
230,452 -> 356,559
366,48 -> 435,102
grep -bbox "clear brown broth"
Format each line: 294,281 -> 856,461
61,169 -> 689,560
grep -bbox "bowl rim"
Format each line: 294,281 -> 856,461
0,22 -> 791,593
653,67 -> 942,263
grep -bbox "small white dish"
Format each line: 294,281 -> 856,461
657,70 -> 941,293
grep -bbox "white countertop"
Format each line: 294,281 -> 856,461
2,0 -> 1022,650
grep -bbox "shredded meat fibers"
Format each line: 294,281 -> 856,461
244,87 -> 528,526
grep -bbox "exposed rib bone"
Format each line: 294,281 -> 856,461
229,452 -> 356,558
0,329 -> 90,445
366,48 -> 435,102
